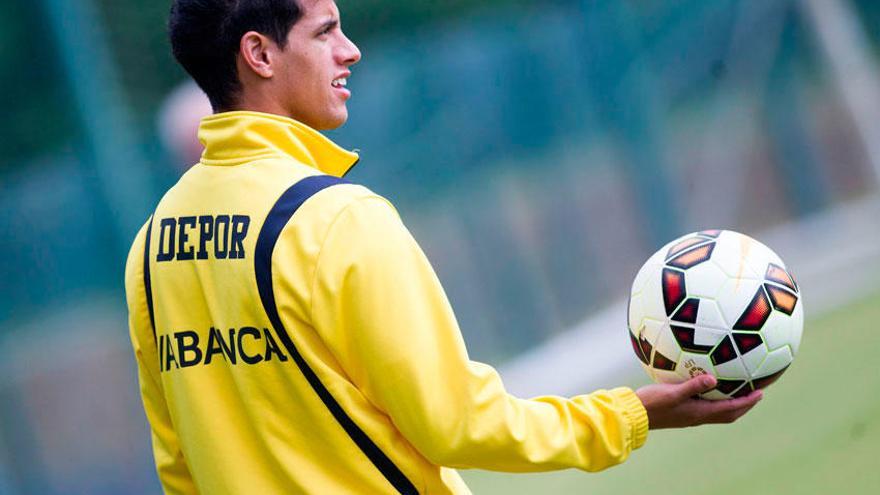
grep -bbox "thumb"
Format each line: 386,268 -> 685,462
676,374 -> 717,399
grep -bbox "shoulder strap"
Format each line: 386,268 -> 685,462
143,216 -> 157,343
254,175 -> 419,495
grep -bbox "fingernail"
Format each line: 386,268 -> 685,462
702,375 -> 716,387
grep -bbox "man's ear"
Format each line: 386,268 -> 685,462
239,31 -> 275,79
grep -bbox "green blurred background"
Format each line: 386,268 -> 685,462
1,0 -> 879,493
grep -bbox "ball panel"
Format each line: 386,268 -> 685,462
732,285 -> 772,331
653,323 -> 683,363
630,258 -> 662,296
732,382 -> 755,398
641,319 -> 664,344
638,267 -> 668,322
693,326 -> 727,349
713,350 -> 748,379
788,301 -> 804,356
753,364 -> 790,390
714,378 -> 747,395
710,232 -> 762,279
732,332 -> 763,355
671,298 -> 699,324
716,277 -> 763,330
682,261 -> 728,301
629,330 -> 649,365
627,293 -> 645,333
666,236 -> 710,260
710,335 -> 737,366
671,325 -> 714,354
738,339 -> 768,375
695,299 -> 729,330
667,243 -> 716,270
766,263 -> 798,292
760,311 -> 792,351
742,244 -> 785,285
651,350 -> 678,371
753,345 -> 793,378
662,268 -> 687,316
766,284 -> 798,315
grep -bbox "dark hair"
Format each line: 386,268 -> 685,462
169,0 -> 303,111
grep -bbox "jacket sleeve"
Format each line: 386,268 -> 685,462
125,221 -> 198,494
310,196 -> 649,472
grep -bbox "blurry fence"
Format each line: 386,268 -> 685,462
1,0 -> 879,493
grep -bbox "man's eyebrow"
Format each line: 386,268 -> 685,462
316,18 -> 339,32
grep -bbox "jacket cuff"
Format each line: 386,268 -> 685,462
609,387 -> 649,450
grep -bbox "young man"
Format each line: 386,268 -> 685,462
125,1 -> 763,493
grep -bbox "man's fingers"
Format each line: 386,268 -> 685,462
701,389 -> 763,423
676,374 -> 717,399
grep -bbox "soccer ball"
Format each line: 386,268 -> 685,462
628,230 -> 803,400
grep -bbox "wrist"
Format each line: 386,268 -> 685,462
610,387 -> 650,450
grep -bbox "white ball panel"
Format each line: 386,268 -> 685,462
628,293 -> 645,332
761,311 -> 792,351
714,354 -> 748,380
693,326 -> 727,348
695,300 -> 729,330
741,238 -> 786,282
697,298 -> 730,330
639,265 -> 668,322
740,342 -> 769,375
710,231 -> 762,279
716,278 -> 763,328
683,261 -> 728,300
642,319 -> 664,345
630,257 -> 662,296
789,298 -> 804,356
754,346 -> 793,378
654,324 -> 682,361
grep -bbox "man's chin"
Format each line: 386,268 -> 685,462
315,111 -> 348,131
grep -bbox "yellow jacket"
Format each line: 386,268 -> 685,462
125,111 -> 649,495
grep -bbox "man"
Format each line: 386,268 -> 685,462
125,1 -> 763,493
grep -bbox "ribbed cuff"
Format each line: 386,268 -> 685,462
610,387 -> 649,450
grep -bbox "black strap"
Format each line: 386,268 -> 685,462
254,175 -> 419,495
143,216 -> 157,343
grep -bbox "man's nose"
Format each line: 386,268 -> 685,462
337,33 -> 361,66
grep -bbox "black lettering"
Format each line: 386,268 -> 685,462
158,334 -> 164,370
214,215 -> 230,259
237,326 -> 263,364
175,331 -> 203,368
177,216 -> 197,261
156,218 -> 177,262
164,333 -> 179,371
229,215 -> 251,259
197,215 -> 214,260
263,328 -> 288,362
204,327 -> 237,365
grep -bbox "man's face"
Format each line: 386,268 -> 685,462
274,0 -> 361,130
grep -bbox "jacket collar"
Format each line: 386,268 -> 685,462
198,111 -> 359,177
